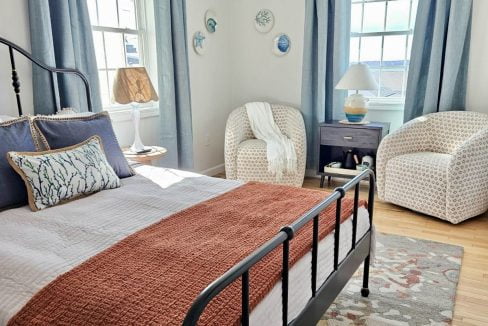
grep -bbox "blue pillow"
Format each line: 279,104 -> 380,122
0,117 -> 38,210
33,112 -> 134,178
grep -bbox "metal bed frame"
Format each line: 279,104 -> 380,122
1,36 -> 374,326
0,37 -> 93,115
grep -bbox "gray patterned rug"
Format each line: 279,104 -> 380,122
321,233 -> 463,326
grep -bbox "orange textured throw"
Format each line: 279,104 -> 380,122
9,182 -> 366,326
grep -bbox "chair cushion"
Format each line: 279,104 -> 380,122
384,152 -> 452,219
236,139 -> 268,180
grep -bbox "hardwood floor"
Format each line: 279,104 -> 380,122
302,177 -> 488,326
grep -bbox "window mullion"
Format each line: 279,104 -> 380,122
101,31 -> 111,106
403,0 -> 415,97
95,0 -> 100,26
115,0 -> 121,28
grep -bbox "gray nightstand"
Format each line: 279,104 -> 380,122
318,121 -> 390,187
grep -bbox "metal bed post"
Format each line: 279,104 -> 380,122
311,215 -> 319,297
280,226 -> 294,326
8,46 -> 22,117
361,172 -> 376,298
241,271 -> 250,326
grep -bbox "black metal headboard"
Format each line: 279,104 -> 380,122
0,36 -> 93,116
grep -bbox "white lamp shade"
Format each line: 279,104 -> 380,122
335,63 -> 378,91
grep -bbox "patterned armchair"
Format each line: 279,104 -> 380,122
225,104 -> 306,187
377,111 -> 488,224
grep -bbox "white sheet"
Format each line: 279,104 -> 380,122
0,166 -> 369,325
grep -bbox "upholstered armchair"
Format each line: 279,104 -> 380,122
377,111 -> 488,224
225,104 -> 306,187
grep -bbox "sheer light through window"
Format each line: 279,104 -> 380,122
88,0 -> 144,108
350,0 -> 418,100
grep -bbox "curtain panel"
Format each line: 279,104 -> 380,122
301,0 -> 351,170
153,0 -> 194,170
404,0 -> 473,122
28,0 -> 102,114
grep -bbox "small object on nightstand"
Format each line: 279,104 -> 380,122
123,146 -> 167,166
343,150 -> 355,169
318,120 -> 390,187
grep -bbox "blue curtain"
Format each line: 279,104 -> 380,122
301,0 -> 351,169
404,0 -> 472,122
28,0 -> 102,114
153,0 -> 194,170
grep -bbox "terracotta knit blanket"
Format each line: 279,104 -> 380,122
9,182 -> 366,326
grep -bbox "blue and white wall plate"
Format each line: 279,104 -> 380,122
205,10 -> 218,33
193,31 -> 206,55
254,9 -> 275,33
273,33 -> 291,56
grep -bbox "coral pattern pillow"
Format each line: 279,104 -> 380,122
7,136 -> 121,211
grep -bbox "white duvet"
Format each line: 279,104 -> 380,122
0,165 -> 369,325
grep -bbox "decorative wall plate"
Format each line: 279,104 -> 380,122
193,31 -> 206,55
254,9 -> 275,33
205,10 -> 218,33
273,33 -> 291,56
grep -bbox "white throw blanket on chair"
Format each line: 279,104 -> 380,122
245,102 -> 297,180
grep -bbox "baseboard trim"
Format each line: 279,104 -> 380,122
199,163 -> 225,177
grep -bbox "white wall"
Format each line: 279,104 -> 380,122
0,0 -> 33,116
230,0 -> 305,109
466,0 -> 488,114
186,0 -> 233,174
186,0 -> 306,173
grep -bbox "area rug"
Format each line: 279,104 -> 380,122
321,233 -> 463,326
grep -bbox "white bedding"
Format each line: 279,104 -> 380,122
0,165 -> 369,325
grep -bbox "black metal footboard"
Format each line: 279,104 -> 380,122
183,169 -> 375,326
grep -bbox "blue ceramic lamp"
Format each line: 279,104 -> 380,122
335,64 -> 378,124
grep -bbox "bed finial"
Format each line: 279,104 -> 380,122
9,46 -> 22,117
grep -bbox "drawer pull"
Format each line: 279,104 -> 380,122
343,136 -> 353,140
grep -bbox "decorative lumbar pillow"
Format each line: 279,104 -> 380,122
32,111 -> 134,178
0,117 -> 40,210
7,136 -> 121,211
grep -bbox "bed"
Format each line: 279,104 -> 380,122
0,37 -> 375,325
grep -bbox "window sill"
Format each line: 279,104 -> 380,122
106,105 -> 160,122
368,99 -> 405,112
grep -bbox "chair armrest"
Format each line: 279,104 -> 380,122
224,108 -> 253,179
447,128 -> 488,220
376,117 -> 432,198
284,108 -> 307,181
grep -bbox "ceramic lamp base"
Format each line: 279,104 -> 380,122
343,93 -> 368,123
130,106 -> 148,154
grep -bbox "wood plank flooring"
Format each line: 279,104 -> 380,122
303,177 -> 488,326
216,173 -> 488,325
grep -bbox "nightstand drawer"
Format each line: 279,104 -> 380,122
320,126 -> 380,149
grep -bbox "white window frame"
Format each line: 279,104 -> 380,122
90,0 -> 157,112
350,0 -> 417,106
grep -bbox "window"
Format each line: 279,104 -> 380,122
88,0 -> 148,109
349,0 -> 418,101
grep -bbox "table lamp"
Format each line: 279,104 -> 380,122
335,63 -> 378,124
113,67 -> 159,153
